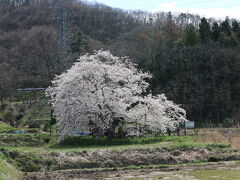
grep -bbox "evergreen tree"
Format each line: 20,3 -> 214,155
220,18 -> 231,36
184,24 -> 199,46
232,20 -> 240,40
199,17 -> 211,43
214,19 -> 240,47
70,31 -> 90,56
232,20 -> 239,33
211,22 -> 221,41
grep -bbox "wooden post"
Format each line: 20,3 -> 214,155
33,90 -> 37,101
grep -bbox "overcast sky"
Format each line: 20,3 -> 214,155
87,0 -> 240,19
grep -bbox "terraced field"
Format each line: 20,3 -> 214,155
1,118 -> 240,179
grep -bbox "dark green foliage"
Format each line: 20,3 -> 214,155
207,153 -> 240,162
219,33 -> 239,47
208,155 -> 223,162
199,18 -> 211,43
220,18 -> 232,36
232,20 -> 240,41
49,108 -> 56,127
115,17 -> 240,125
55,136 -> 192,147
211,22 -> 221,41
14,153 -> 43,172
149,44 -> 240,124
232,20 -> 240,33
184,24 -> 199,46
70,31 -> 91,56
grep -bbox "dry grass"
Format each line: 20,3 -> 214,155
196,129 -> 240,148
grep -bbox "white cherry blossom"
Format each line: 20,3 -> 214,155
46,50 -> 187,141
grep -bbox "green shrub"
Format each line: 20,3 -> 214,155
208,155 -> 223,162
55,135 -> 193,147
205,143 -> 231,150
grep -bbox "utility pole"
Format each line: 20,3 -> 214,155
58,0 -> 70,67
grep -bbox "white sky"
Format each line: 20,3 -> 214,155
87,0 -> 240,19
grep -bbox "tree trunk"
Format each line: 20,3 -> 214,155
106,117 -> 122,139
1,96 -> 4,110
106,129 -> 115,139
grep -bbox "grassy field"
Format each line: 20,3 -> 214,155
191,169 -> 240,180
1,108 -> 240,180
0,132 -> 239,180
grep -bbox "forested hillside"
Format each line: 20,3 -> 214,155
1,0 -> 240,125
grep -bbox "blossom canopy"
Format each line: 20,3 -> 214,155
46,51 -> 187,140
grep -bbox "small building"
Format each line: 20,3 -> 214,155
185,121 -> 195,129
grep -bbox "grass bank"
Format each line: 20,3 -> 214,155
54,135 -> 194,148
0,133 -> 51,146
0,154 -> 22,180
0,142 -> 233,173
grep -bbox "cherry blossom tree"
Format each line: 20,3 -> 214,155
46,51 -> 187,141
